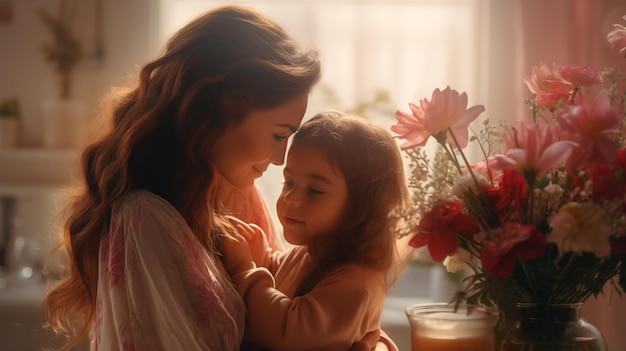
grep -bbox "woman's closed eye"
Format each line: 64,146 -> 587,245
274,134 -> 288,142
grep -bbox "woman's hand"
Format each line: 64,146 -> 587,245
220,217 -> 256,276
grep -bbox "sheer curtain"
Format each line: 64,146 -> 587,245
158,1 -> 626,349
158,1 -> 487,107
158,0 -> 488,219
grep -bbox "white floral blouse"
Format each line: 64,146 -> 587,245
90,190 -> 245,351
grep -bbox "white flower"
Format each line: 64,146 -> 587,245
451,172 -> 488,199
543,184 -> 564,209
548,203 -> 612,258
534,184 -> 564,221
444,248 -> 472,273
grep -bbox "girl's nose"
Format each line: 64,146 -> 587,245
283,188 -> 301,208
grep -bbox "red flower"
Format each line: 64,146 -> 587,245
612,236 -> 626,255
481,223 -> 546,278
497,170 -> 529,217
590,164 -> 625,201
409,201 -> 480,262
481,184 -> 501,207
617,148 -> 626,170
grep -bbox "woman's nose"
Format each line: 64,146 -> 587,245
269,142 -> 288,165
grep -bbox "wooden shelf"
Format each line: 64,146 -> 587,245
0,148 -> 78,188
0,181 -> 70,197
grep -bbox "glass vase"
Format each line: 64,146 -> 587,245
498,303 -> 607,351
406,303 -> 498,351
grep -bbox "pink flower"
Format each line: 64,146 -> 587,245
535,91 -> 570,110
555,64 -> 603,87
392,86 -> 485,149
481,223 -> 546,278
409,200 -> 480,262
392,103 -> 429,149
558,93 -> 624,167
524,63 -> 573,109
524,63 -> 573,95
493,121 -> 576,176
608,15 -> 626,58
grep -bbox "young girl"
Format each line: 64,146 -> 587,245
221,111 -> 409,351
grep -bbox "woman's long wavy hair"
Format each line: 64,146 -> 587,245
42,6 -> 320,350
292,112 -> 409,297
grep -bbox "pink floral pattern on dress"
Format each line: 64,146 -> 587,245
92,191 -> 244,350
91,298 -> 103,351
106,219 -> 125,287
180,231 -> 239,350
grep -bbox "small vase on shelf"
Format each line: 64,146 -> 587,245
498,303 -> 607,351
41,99 -> 87,149
0,97 -> 20,148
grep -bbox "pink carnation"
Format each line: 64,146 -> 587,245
558,93 -> 625,168
608,15 -> 626,58
555,64 -> 603,87
524,63 -> 572,95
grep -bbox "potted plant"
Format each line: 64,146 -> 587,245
38,1 -> 87,148
0,97 -> 20,148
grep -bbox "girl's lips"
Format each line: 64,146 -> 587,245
281,215 -> 304,225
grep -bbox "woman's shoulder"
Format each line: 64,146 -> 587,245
113,190 -> 184,225
115,189 -> 171,210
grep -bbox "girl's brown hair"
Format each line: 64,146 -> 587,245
42,6 -> 320,350
293,111 -> 408,296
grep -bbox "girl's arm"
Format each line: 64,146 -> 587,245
221,183 -> 398,351
221,249 -> 387,351
222,192 -> 399,351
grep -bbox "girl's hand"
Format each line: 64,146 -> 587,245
220,217 -> 256,276
350,329 -> 381,351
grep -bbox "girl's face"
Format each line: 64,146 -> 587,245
212,92 -> 309,189
276,143 -> 348,246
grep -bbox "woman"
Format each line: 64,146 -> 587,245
43,5 -> 397,350
42,6 -> 320,350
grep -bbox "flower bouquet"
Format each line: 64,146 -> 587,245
392,16 -> 626,348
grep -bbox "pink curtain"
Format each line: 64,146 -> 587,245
510,1 -> 626,350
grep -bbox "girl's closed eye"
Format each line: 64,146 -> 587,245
282,179 -> 294,189
308,187 -> 325,195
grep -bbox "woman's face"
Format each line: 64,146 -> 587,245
276,143 -> 348,247
212,92 -> 309,189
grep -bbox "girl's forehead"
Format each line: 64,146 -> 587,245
286,144 -> 343,177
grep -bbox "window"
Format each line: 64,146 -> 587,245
158,0 -> 488,219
